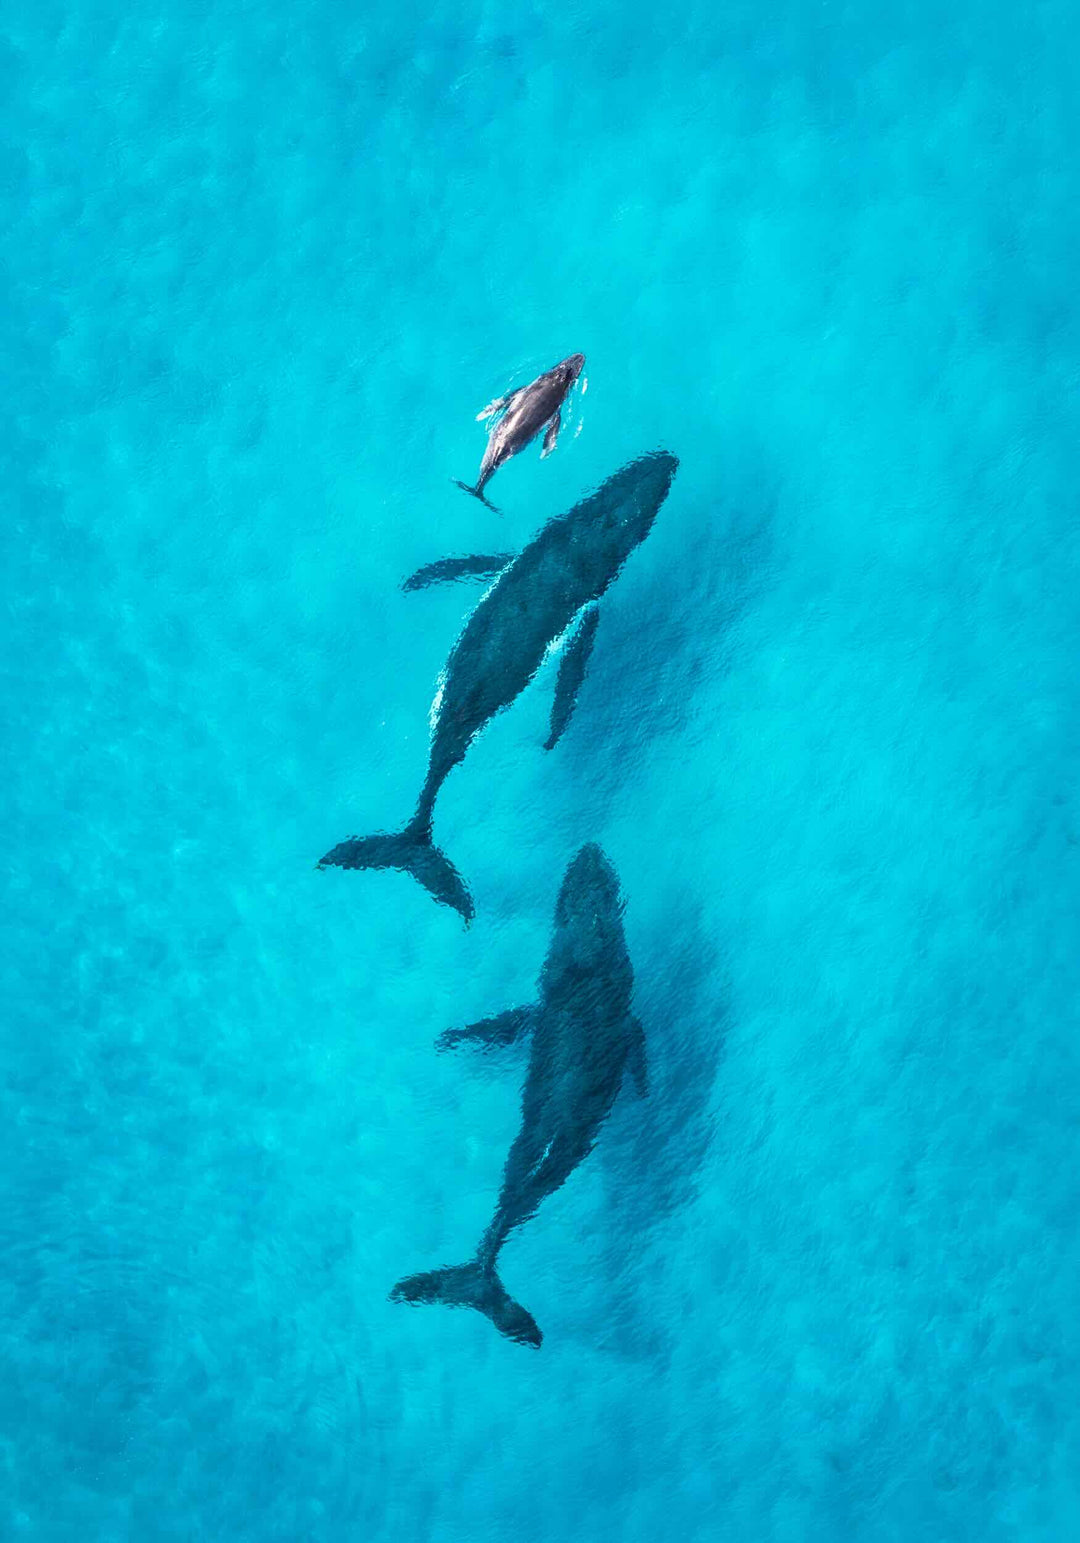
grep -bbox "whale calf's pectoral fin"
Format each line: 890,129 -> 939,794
476,386 -> 521,422
403,553 -> 515,592
436,1005 -> 536,1053
540,410 -> 562,459
545,605 -> 601,750
625,1016 -> 648,1098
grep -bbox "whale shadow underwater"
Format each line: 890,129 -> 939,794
581,891 -> 731,1356
390,844 -> 645,1347
317,451 -> 678,922
566,470 -> 778,795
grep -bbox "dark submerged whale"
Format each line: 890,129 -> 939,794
455,353 -> 585,511
317,452 -> 678,921
391,843 -> 647,1347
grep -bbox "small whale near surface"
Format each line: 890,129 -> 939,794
454,352 -> 585,510
391,843 -> 647,1347
317,451 -> 679,922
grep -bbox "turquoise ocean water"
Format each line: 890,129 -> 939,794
4,1 -> 1079,1538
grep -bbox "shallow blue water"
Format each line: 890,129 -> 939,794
4,1 -> 1080,1538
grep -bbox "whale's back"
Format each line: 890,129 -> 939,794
434,453 -> 676,753
438,518 -> 601,733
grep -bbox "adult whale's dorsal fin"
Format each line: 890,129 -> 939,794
540,410 -> 561,459
436,1006 -> 536,1052
402,554 -> 515,593
545,605 -> 601,750
625,1016 -> 648,1098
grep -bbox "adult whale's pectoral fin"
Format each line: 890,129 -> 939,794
626,1016 -> 648,1098
402,554 -> 515,592
436,1006 -> 536,1053
545,605 -> 600,750
540,410 -> 562,459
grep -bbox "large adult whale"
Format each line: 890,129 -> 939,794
454,352 -> 585,511
317,451 -> 678,922
391,843 -> 647,1347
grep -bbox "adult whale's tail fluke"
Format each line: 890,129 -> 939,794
390,1261 -> 542,1348
452,478 -> 501,514
316,815 -> 474,923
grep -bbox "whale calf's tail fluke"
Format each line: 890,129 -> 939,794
453,478 -> 501,514
316,816 -> 474,923
391,1261 -> 542,1348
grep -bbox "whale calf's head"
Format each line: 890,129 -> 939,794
555,352 -> 586,388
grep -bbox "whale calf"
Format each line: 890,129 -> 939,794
391,844 -> 646,1347
317,452 -> 678,921
455,353 -> 585,510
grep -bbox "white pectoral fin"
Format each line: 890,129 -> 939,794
541,410 -> 562,458
476,387 -> 520,422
